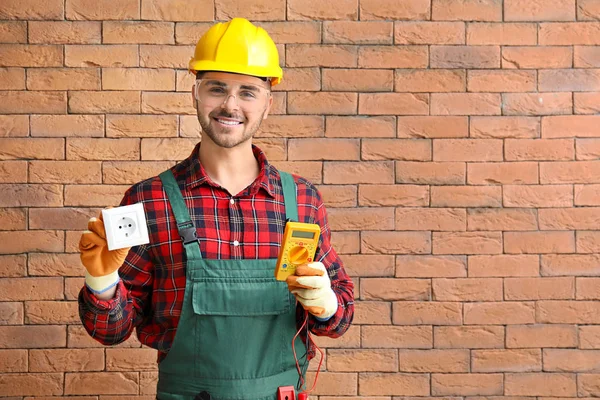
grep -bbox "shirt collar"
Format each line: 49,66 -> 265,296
181,142 -> 276,198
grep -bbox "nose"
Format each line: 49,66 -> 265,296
222,94 -> 240,111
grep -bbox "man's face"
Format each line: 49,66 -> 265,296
192,71 -> 273,149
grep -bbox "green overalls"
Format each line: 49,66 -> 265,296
156,169 -> 306,400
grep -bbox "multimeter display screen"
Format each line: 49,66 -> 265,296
291,230 -> 315,239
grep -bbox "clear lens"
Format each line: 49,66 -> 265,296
195,78 -> 270,112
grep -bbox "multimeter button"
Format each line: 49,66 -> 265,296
289,246 -> 309,265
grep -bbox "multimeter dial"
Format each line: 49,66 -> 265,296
288,245 -> 309,265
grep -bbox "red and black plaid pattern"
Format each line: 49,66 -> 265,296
78,143 -> 354,362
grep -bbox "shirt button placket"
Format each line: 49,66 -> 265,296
229,197 -> 241,258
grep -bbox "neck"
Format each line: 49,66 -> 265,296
198,139 -> 260,196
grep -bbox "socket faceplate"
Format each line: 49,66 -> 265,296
102,203 -> 150,251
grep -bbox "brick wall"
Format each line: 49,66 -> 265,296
2,0 -> 600,397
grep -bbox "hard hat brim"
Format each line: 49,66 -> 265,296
189,59 -> 282,86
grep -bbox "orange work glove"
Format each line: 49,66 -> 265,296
79,212 -> 130,294
286,262 -> 338,320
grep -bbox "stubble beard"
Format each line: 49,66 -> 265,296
198,108 -> 266,149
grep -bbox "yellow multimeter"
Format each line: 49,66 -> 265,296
275,221 -> 321,281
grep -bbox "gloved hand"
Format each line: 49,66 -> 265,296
79,212 -> 130,294
286,262 -> 338,320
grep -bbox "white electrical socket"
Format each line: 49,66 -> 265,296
102,203 -> 150,251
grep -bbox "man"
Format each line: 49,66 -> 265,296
78,18 -> 354,400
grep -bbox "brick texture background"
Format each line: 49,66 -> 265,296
2,0 -> 600,397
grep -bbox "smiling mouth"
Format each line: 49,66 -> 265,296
214,117 -> 243,126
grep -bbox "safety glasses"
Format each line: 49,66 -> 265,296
194,78 -> 271,112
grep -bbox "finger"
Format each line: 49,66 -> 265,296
292,288 -> 323,301
295,275 -> 327,290
87,217 -> 107,240
286,275 -> 314,290
295,263 -> 325,277
79,230 -> 107,251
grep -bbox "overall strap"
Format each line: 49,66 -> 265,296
279,170 -> 298,222
159,170 -> 203,260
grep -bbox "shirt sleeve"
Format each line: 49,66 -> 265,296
305,189 -> 355,338
78,185 -> 154,346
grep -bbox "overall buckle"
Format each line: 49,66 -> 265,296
178,222 -> 198,245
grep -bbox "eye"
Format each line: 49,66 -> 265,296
239,90 -> 257,99
208,87 -> 226,94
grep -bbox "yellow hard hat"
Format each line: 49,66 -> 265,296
189,18 -> 283,86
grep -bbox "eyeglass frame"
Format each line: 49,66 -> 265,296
193,78 -> 272,112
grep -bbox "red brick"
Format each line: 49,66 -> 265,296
361,278 -> 430,300
576,184 -> 600,206
0,91 -> 66,114
465,302 -> 535,324
507,138 -> 574,161
106,115 -> 178,137
434,326 -> 504,349
540,69 -> 600,92
0,325 -> 66,348
539,207 -> 600,230
102,68 -> 175,91
502,46 -> 573,69
106,348 -> 157,371
141,92 -> 195,115
468,70 -> 536,92
575,46 -> 600,67
505,231 -> 575,254
323,69 -> 392,92
541,254 -> 600,276
431,186 -> 502,207
395,21 -> 464,44
273,68 -> 320,92
289,92 -> 357,115
68,91 -> 139,114
472,349 -> 542,372
142,138 -> 197,160
0,208 -> 27,231
505,373 -> 576,396
287,45 -> 357,67
0,161 -> 26,183
29,349 -> 104,372
0,373 -> 63,396
271,161 -> 323,183
29,253 -> 83,277
327,349 -> 397,372
431,45 -> 500,68
174,22 -> 212,45
215,0 -> 285,20
0,349 -> 26,372
362,138 -> 430,161
0,277 -> 63,301
353,301 -> 391,324
0,115 -> 29,137
103,161 -> 174,184
393,301 -> 462,325
301,372 -> 357,396
0,21 -> 26,43
504,185 -> 572,208
543,115 -> 600,138
540,22 -> 600,45
31,115 -> 104,137
328,208 -> 394,231
505,277 -> 574,300
65,372 -> 139,395
30,207 -> 99,231
29,161 -> 101,184
579,0 -> 600,19
139,45 -> 193,68
396,255 -> 467,278
358,373 -> 429,396
0,302 -> 23,325
468,23 -> 537,45
343,254 -> 394,277
401,349 -> 469,373
469,255 -> 539,277
288,138 -> 359,161
0,184 -> 62,208
0,230 -> 64,253
541,161 -> 600,183
362,231 -> 430,254
434,139 -> 502,161
433,232 -> 503,255
363,325 -> 432,348
431,93 -> 501,115
577,277 -> 600,299
578,138 -> 600,160
0,68 -> 25,90
395,69 -> 466,92
468,208 -> 537,231
538,300 -> 600,323
288,0 -> 357,20
433,278 -> 502,301
507,324 -> 577,348
324,21 -> 391,44
104,21 -> 174,44
578,374 -> 600,396
471,116 -> 539,138
65,277 -> 84,300
503,93 -> 572,115
66,45 -> 138,68
324,161 -> 393,184
255,22 -> 321,44
326,116 -> 395,138
318,184 -> 357,208
360,0 -> 430,20
432,0 -> 502,21
0,0 -> 64,19
398,116 -> 467,138
67,138 -> 139,161
395,207 -> 466,231
67,0 -> 139,20
507,0 -> 575,21
433,373 -> 503,395
578,231 -> 600,253
257,115 -> 323,138
580,326 -> 600,349
359,184 -> 427,207
360,93 -> 428,115
358,46 -> 428,68
141,0 -> 213,21
0,254 -> 27,278
396,161 -> 466,184
467,162 -> 539,185
29,21 -> 101,44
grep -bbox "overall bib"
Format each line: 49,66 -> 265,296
156,169 -> 306,400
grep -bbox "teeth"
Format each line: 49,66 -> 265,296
217,119 -> 241,125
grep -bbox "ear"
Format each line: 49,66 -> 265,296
262,95 -> 273,120
191,84 -> 197,110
